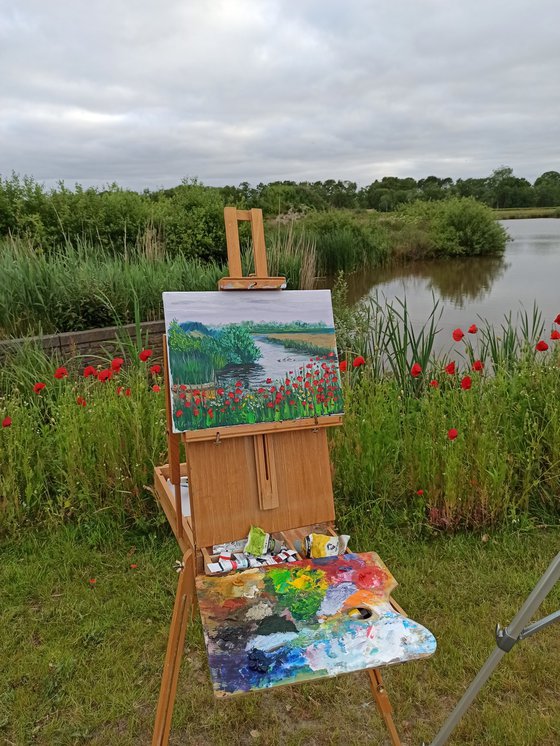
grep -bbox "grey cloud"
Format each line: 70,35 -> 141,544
1,0 -> 559,189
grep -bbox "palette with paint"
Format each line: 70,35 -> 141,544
196,552 -> 437,696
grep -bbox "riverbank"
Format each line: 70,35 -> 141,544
2,523 -> 558,745
493,206 -> 560,219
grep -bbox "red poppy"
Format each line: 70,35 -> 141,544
352,356 -> 365,368
468,324 -> 478,334
149,364 -> 161,375
89,578 -> 96,586
429,379 -> 439,388
54,366 -> 68,379
152,384 -> 161,393
266,378 -> 272,384
217,387 -> 225,395
445,361 -> 456,375
410,362 -> 422,378
179,384 -> 187,391
130,564 -> 138,570
193,408 -> 200,416
339,361 -> 348,372
452,328 -> 464,342
116,386 -> 124,395
460,375 -> 472,390
2,416 -> 12,428
267,402 -> 274,408
416,489 -> 424,495
111,357 -> 124,371
535,340 -> 549,352
208,408 -> 214,419
83,365 -> 97,378
33,382 -> 46,394
98,369 -> 113,382
447,428 -> 459,441
139,349 -> 153,362
555,314 -> 560,325
175,409 -> 184,417
289,400 -> 295,406
76,396 -> 87,407
125,388 -> 131,397
551,330 -> 560,340
472,360 -> 484,372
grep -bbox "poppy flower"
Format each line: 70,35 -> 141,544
152,384 -> 161,393
33,382 -> 46,394
535,340 -> 549,352
447,428 -> 459,441
460,375 -> 472,390
429,379 -> 439,388
339,360 -> 347,372
98,369 -> 113,382
2,416 -> 12,428
116,386 -> 124,395
54,367 -> 68,379
130,564 -> 138,570
416,489 -> 424,495
410,362 -> 422,378
468,324 -> 478,334
217,387 -> 225,395
452,328 -> 464,342
551,330 -> 560,340
139,349 -> 153,362
111,357 -> 124,371
352,356 -> 365,368
89,578 -> 96,586
193,408 -> 200,416
175,409 -> 184,417
472,360 -> 484,372
125,388 -> 131,396
555,314 -> 560,325
76,396 -> 87,407
445,361 -> 456,375
266,378 -> 272,384
149,364 -> 162,375
83,365 -> 97,378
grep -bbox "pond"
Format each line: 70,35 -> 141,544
342,219 -> 560,333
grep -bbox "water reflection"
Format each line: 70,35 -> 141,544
343,255 -> 508,307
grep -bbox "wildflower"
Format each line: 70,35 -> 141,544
175,409 -> 184,417
89,578 -> 96,586
111,357 -> 124,371
2,416 -> 12,428
339,361 -> 347,372
445,361 -> 456,375
447,428 -> 458,441
149,364 -> 161,375
217,387 -> 225,395
76,396 -> 87,407
130,564 -> 138,570
410,362 -> 422,378
266,378 -> 272,384
352,356 -> 365,368
208,408 -> 214,419
472,360 -> 484,372
33,382 -> 46,394
452,328 -> 464,342
139,349 -> 153,362
468,324 -> 478,334
54,366 -> 68,379
83,365 -> 97,378
152,384 -> 161,393
429,379 -> 439,388
125,388 -> 131,396
98,369 -> 113,382
535,340 -> 549,352
116,386 -> 124,395
193,408 -> 199,416
555,314 -> 560,325
460,375 -> 472,390
416,489 -> 424,495
551,330 -> 560,340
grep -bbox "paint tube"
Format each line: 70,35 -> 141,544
233,553 -> 249,569
206,562 -> 222,574
219,559 -> 234,572
304,533 -> 351,558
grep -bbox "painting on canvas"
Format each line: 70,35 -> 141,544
162,290 -> 344,433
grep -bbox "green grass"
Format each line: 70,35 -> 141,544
493,206 -> 560,220
1,523 -> 558,745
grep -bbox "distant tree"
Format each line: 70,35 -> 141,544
534,171 -> 560,206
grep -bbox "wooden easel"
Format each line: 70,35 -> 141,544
151,207 -> 404,745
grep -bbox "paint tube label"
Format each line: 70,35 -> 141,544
207,562 -> 222,574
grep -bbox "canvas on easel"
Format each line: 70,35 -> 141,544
150,207 -> 436,746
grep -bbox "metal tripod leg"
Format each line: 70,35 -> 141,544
429,551 -> 560,746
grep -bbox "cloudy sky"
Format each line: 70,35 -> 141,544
1,0 -> 559,190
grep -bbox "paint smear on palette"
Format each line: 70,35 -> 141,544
196,552 -> 437,696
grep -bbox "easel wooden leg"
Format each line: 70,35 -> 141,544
368,668 -> 402,746
152,549 -> 196,746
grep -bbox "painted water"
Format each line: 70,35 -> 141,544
342,219 -> 560,333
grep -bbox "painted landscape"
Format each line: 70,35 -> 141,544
163,290 -> 344,432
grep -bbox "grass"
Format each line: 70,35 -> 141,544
493,206 -> 560,220
1,523 -> 558,745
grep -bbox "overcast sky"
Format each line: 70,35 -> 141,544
1,0 -> 559,190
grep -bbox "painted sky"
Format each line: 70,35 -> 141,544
163,290 -> 335,327
2,0 -> 559,189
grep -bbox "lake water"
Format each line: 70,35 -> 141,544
343,219 -> 560,334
